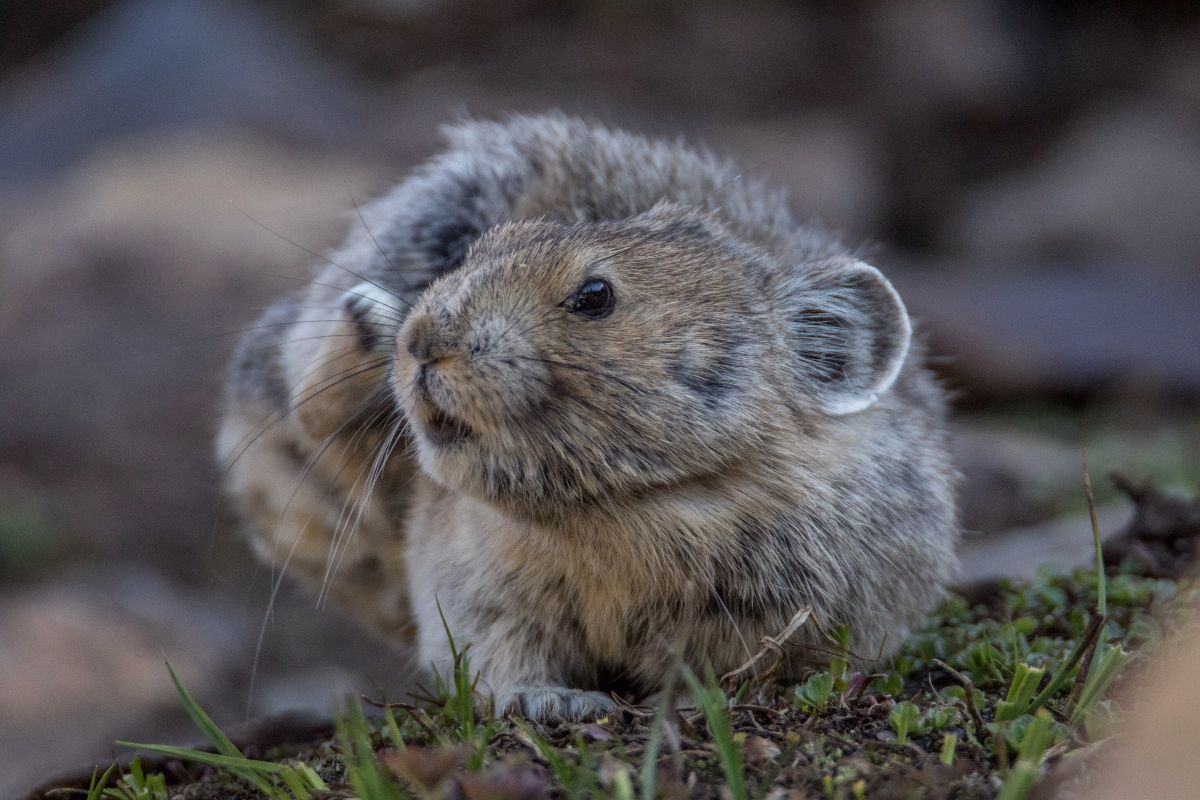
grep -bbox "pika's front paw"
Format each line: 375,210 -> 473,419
292,281 -> 401,439
343,281 -> 403,352
497,686 -> 615,722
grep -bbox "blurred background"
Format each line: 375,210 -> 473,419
1,0 -> 1197,794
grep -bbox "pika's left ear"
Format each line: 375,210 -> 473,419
775,259 -> 912,416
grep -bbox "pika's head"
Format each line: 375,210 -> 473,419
393,206 -> 911,516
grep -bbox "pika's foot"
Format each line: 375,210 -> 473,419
497,686 -> 615,722
343,281 -> 403,352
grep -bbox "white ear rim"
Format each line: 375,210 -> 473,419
817,263 -> 912,417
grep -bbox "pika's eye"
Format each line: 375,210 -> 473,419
565,278 -> 615,320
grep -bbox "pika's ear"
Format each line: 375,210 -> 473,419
776,260 -> 912,416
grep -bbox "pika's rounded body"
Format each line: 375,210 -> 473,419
218,114 -> 958,720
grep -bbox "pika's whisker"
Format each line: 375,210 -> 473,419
231,204 -> 412,314
180,318 -> 400,347
221,358 -> 391,477
317,404 -> 400,608
342,177 -> 424,308
321,412 -> 407,606
244,271 -> 410,324
246,391 -> 385,718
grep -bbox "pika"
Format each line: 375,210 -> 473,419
217,114 -> 958,721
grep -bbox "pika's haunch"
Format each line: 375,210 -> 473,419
217,114 -> 958,721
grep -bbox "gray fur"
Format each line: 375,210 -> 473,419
216,113 -> 959,722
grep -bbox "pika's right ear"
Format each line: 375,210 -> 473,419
774,259 -> 912,416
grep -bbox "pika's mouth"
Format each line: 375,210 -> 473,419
414,381 -> 473,447
425,407 -> 472,447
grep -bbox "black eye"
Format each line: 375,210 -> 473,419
565,278 -> 615,320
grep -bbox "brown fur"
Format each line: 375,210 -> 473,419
217,114 -> 958,721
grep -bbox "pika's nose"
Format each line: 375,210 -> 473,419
404,312 -> 450,364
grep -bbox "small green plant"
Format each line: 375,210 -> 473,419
794,671 -> 835,713
875,672 -> 905,697
680,663 -> 747,800
382,704 -> 406,750
829,625 -> 852,691
888,700 -> 923,745
940,733 -> 958,766
428,599 -> 503,768
83,763 -> 118,800
1071,643 -> 1130,729
997,710 -> 1056,800
921,702 -> 961,732
611,764 -> 635,800
995,663 -> 1045,722
99,759 -> 167,800
435,599 -> 476,739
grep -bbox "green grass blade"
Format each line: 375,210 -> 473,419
612,765 -> 635,800
1071,644 -> 1129,725
941,733 -> 957,766
1017,613 -> 1104,718
164,661 -> 241,759
640,691 -> 673,800
117,743 -> 287,798
152,663 -> 296,797
1083,459 -> 1107,617
85,762 -> 118,800
383,706 -> 406,751
279,767 -> 311,800
434,598 -> 477,741
115,743 -> 294,774
997,663 -> 1044,722
336,697 -> 404,800
997,762 -> 1039,800
679,663 -> 745,800
513,719 -> 574,787
434,596 -> 459,662
297,763 -> 329,791
996,710 -> 1053,800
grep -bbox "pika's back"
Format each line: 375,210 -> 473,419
329,114 -> 846,302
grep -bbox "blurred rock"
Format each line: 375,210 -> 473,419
864,0 -> 1027,114
0,1 -> 112,73
952,422 -> 1083,536
0,565 -> 249,797
0,133 -> 387,567
947,105 -> 1200,276
0,0 -> 368,183
257,667 -> 370,719
1,563 -> 418,798
1156,33 -> 1200,112
1102,475 -> 1200,579
889,266 -> 1200,398
957,503 -> 1131,585
708,114 -> 887,241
